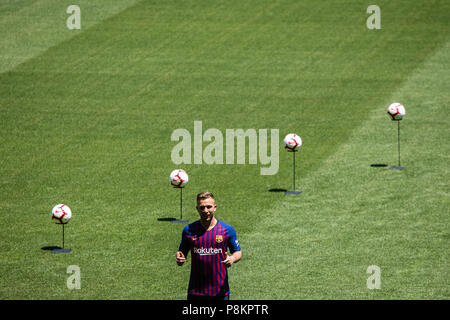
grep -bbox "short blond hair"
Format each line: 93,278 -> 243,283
196,191 -> 215,203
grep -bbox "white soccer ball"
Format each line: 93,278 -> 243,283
283,133 -> 302,152
387,102 -> 406,120
169,169 -> 189,188
51,204 -> 72,224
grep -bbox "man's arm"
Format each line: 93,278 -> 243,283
176,226 -> 189,266
223,223 -> 241,268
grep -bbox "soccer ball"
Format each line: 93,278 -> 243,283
51,204 -> 72,224
387,102 -> 406,120
283,134 -> 302,152
169,169 -> 189,188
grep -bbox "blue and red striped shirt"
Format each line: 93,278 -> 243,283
179,220 -> 241,297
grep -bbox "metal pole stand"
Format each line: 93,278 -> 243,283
285,150 -> 302,195
52,223 -> 72,253
389,120 -> 405,170
171,187 -> 189,224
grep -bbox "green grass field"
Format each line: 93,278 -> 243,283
0,0 -> 449,299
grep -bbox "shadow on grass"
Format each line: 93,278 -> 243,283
268,188 -> 288,192
157,218 -> 177,222
41,246 -> 62,251
370,164 -> 388,167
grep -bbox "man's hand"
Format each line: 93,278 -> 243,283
176,251 -> 186,266
221,252 -> 235,268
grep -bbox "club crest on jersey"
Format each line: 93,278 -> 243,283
191,235 -> 197,241
215,235 -> 223,243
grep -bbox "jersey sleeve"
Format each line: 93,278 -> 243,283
226,225 -> 241,253
178,225 -> 190,257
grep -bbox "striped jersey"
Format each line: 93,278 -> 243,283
178,220 -> 241,297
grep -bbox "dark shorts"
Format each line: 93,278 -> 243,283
187,294 -> 230,301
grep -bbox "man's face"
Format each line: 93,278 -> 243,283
196,197 -> 217,223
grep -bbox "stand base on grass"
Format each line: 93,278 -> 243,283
170,220 -> 189,224
51,248 -> 72,253
389,166 -> 406,170
284,191 -> 302,195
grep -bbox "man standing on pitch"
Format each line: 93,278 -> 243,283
176,191 -> 242,300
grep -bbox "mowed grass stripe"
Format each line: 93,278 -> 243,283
234,40 -> 450,299
0,1 -> 346,203
0,2 -> 196,187
0,0 -> 144,74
